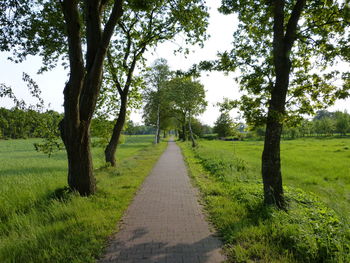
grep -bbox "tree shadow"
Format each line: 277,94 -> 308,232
99,227 -> 225,263
46,186 -> 73,203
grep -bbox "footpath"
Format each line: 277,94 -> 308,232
99,141 -> 225,263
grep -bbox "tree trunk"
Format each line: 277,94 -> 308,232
157,127 -> 161,144
60,118 -> 95,195
261,0 -> 305,209
262,58 -> 290,208
188,114 -> 196,147
182,124 -> 186,141
155,104 -> 160,144
59,0 -> 123,195
105,94 -> 127,166
163,130 -> 166,138
262,110 -> 285,208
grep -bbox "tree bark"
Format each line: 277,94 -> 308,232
155,104 -> 160,144
59,0 -> 122,195
182,124 -> 186,141
60,118 -> 95,195
188,114 -> 196,147
262,0 -> 305,208
105,93 -> 127,166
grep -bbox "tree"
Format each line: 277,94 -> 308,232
166,77 -> 207,147
190,118 -> 207,138
219,0 -> 350,208
213,112 -> 237,137
2,1 -> 124,195
103,0 -> 209,166
334,111 -> 350,135
143,59 -> 173,144
58,1 -> 124,195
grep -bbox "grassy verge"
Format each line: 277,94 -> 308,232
0,136 -> 167,263
178,139 -> 350,262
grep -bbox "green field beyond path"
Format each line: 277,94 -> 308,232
179,137 -> 350,262
0,135 -> 167,263
196,138 -> 350,216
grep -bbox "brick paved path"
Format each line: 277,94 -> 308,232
98,141 -> 226,263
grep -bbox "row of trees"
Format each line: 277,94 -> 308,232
1,0 -> 209,195
2,0 -> 350,209
143,59 -> 207,147
123,120 -> 157,135
0,107 -> 62,139
250,110 -> 350,139
283,110 -> 350,138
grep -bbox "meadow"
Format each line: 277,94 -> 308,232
0,135 -> 166,263
179,137 -> 350,262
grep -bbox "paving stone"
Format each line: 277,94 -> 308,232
98,141 -> 225,263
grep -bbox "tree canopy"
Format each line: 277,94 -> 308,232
219,0 -> 350,126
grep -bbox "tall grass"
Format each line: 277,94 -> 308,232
179,138 -> 350,262
0,135 -> 166,262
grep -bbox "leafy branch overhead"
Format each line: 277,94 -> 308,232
216,0 -> 350,127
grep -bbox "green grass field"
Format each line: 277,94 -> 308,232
0,135 -> 166,263
197,138 -> 350,217
179,137 -> 350,262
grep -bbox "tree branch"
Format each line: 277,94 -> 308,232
60,0 -> 85,122
107,49 -> 123,95
284,0 -> 306,52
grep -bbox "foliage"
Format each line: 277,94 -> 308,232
334,110 -> 350,135
123,120 -> 156,135
179,139 -> 350,262
0,136 -> 166,262
213,112 -> 237,138
32,110 -> 63,157
247,110 -> 350,139
165,76 -> 207,145
0,0 -> 66,72
99,0 -> 209,120
217,0 -> 350,126
90,117 -> 115,148
189,118 -> 210,137
0,108 -> 62,140
143,59 -> 174,138
166,77 -> 207,117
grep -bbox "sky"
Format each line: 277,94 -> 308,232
0,1 -> 349,125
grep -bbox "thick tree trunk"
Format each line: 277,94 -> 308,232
262,0 -> 305,209
188,115 -> 196,147
60,118 -> 95,195
262,110 -> 285,208
105,94 -> 127,166
59,0 -> 123,195
163,130 -> 166,138
262,58 -> 290,208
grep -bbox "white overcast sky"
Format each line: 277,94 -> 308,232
0,1 -> 349,125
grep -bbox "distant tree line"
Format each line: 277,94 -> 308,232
250,110 -> 350,139
0,107 -> 158,141
0,107 -> 62,139
122,120 -> 156,135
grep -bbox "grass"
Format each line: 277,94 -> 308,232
0,135 -> 167,263
178,137 -> 350,262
